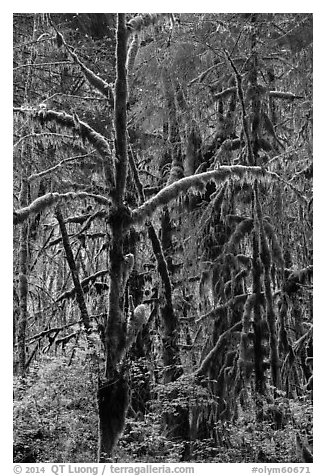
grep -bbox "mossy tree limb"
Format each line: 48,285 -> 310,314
14,191 -> 111,225
50,19 -> 113,102
131,165 -> 267,224
195,321 -> 242,378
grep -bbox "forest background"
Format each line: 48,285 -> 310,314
3,2 -> 324,472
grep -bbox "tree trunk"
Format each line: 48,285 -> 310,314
98,14 -> 130,461
17,174 -> 29,377
252,230 -> 266,395
97,374 -> 129,462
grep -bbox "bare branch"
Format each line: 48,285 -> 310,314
268,170 -> 308,204
14,61 -> 70,71
213,86 -> 237,101
27,152 -> 94,182
225,50 -> 253,164
56,206 -> 91,329
187,62 -> 224,86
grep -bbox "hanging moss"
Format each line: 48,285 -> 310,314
263,220 -> 285,268
131,165 -> 266,225
227,218 -> 254,252
283,265 -> 313,295
225,214 -> 250,226
235,254 -> 252,269
223,269 -> 248,298
126,33 -> 139,95
126,13 -> 172,36
14,191 -> 111,225
236,293 -> 256,387
255,183 -> 281,389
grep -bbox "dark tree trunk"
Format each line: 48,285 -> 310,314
55,206 -> 91,330
97,374 -> 129,462
252,230 -> 266,395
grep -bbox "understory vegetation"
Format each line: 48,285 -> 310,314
14,352 -> 312,463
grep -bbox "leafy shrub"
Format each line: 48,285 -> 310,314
13,350 -> 98,463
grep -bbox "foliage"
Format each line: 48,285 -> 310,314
14,359 -> 312,463
118,415 -> 184,463
13,350 -> 98,462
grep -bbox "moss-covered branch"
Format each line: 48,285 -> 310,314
28,320 -> 81,343
269,91 -> 304,100
195,321 -> 242,377
195,293 -> 248,322
126,33 -> 139,95
55,269 -> 110,303
51,21 -> 113,103
132,165 -> 267,224
14,107 -> 116,190
126,13 -> 173,36
14,108 -> 109,153
14,192 -> 111,225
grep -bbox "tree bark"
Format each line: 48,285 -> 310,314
17,175 -> 29,377
97,374 -> 129,461
99,14 -> 130,461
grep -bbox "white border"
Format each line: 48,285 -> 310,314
3,5 -> 324,474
